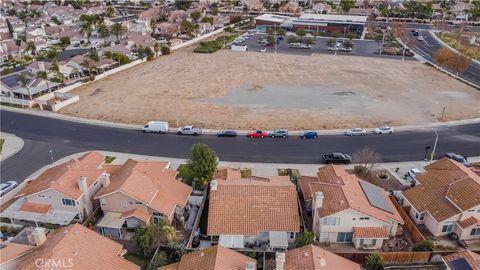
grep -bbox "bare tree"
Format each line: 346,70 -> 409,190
352,146 -> 382,171
433,47 -> 454,67
447,52 -> 472,77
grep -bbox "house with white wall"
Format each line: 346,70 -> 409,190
0,152 -> 108,226
401,158 -> 480,241
94,159 -> 192,239
207,168 -> 300,250
299,165 -> 404,250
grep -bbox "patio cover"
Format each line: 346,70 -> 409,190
0,199 -> 76,226
269,231 -> 288,249
96,212 -> 125,229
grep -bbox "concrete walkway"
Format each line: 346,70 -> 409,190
26,150 -> 480,187
0,132 -> 24,162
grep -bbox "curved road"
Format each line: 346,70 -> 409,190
2,110 -> 480,182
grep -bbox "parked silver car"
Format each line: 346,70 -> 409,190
0,181 -> 18,196
177,125 -> 202,136
345,128 -> 366,136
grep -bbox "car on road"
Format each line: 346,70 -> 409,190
416,35 -> 424,41
345,128 -> 367,136
0,181 -> 18,196
260,48 -> 267,53
217,130 -> 238,137
247,130 -> 268,138
300,131 -> 318,139
142,121 -> 169,133
374,126 -> 394,134
177,125 -> 202,136
268,129 -> 288,138
445,152 -> 470,167
411,30 -> 419,37
322,153 -> 352,164
407,168 -> 422,180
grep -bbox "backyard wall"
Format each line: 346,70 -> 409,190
0,96 -> 35,107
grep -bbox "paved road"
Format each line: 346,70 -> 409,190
402,29 -> 480,87
367,21 -> 480,32
242,34 -> 413,60
2,110 -> 480,182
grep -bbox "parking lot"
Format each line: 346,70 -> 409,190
238,33 -> 412,60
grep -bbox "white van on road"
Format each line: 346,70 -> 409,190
142,121 -> 169,133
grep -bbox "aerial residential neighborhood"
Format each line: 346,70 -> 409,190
0,0 -> 479,269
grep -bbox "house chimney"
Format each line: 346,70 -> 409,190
275,252 -> 285,270
103,173 -> 110,188
32,227 -> 47,246
314,191 -> 324,209
38,61 -> 45,71
77,176 -> 93,216
245,261 -> 256,270
210,180 -> 218,191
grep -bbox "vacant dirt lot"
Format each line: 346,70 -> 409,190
60,50 -> 480,130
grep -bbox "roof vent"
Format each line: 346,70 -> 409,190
320,258 -> 327,268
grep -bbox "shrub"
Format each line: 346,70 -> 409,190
413,240 -> 434,251
365,253 -> 384,270
161,46 -> 171,55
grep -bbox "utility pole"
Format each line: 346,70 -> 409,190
441,106 -> 446,121
380,30 -> 385,54
430,128 -> 439,161
175,96 -> 179,127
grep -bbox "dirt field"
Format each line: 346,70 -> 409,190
60,50 -> 480,130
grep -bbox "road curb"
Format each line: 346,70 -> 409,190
2,106 -> 480,136
0,132 -> 24,161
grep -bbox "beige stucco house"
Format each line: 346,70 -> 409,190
401,158 -> 480,241
299,165 -> 404,250
207,168 -> 300,250
0,152 -> 108,226
94,159 -> 192,238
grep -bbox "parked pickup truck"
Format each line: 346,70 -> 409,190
322,153 -> 352,164
177,125 -> 202,136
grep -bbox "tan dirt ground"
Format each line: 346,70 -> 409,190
60,50 -> 480,130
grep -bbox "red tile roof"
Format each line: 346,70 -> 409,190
19,202 -> 51,214
353,227 -> 389,239
457,216 -> 480,229
284,245 -> 361,270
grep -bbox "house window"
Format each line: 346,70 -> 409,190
467,209 -> 474,212
471,228 -> 480,236
152,212 -> 164,224
319,232 -> 329,239
360,217 -> 370,220
135,202 -> 142,205
336,232 -> 353,243
37,195 -> 46,198
360,239 -> 377,246
323,217 -> 340,226
62,198 -> 75,206
442,222 -> 454,233
415,212 -> 425,221
289,232 -> 295,240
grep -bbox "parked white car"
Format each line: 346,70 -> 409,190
374,126 -> 395,134
345,128 -> 367,136
260,48 -> 267,53
142,121 -> 169,133
177,125 -> 202,136
0,181 -> 18,196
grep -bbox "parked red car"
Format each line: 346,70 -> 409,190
247,130 -> 268,138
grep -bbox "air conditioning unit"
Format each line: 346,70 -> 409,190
362,244 -> 376,250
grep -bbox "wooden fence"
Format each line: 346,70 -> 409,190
389,196 -> 426,244
336,250 -> 456,265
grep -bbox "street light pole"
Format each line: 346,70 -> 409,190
380,30 -> 385,54
175,96 -> 179,127
430,128 -> 439,161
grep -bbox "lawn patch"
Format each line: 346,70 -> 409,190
104,156 -> 116,163
124,252 -> 149,269
0,138 -> 4,154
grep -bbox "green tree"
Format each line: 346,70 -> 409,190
346,31 -> 356,40
50,61 -> 59,72
296,230 -> 315,247
287,35 -> 298,43
340,0 -> 355,12
304,37 -> 315,45
343,39 -> 353,49
190,10 -> 201,22
181,19 -> 198,37
469,1 -> 480,19
153,42 -> 161,56
201,16 -> 214,24
88,51 -> 100,62
17,73 -> 32,100
178,143 -> 218,190
331,30 -> 342,38
161,46 -> 171,55
413,240 -> 433,251
111,23 -> 127,42
26,41 -> 36,55
147,251 -> 167,270
325,39 -> 337,47
277,28 -> 286,35
106,6 -> 116,18
98,24 -> 110,40
46,48 -> 58,60
229,15 -> 243,24
295,29 -> 306,37
175,0 -> 192,10
36,71 -> 51,92
60,36 -> 70,45
267,35 -> 275,45
133,226 -> 154,258
365,253 -> 384,270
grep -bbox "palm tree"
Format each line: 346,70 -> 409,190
26,41 -> 36,56
105,6 -> 116,18
111,23 -> 127,42
17,73 -> 32,103
36,71 -> 51,92
98,24 -> 110,42
153,42 -> 161,56
80,22 -> 93,43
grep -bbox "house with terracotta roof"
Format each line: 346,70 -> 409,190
159,245 -> 256,270
400,158 -> 480,241
443,249 -> 480,270
94,159 -> 192,239
0,152 -> 108,226
272,244 -> 361,270
207,168 -> 300,250
299,165 -> 404,250
0,240 -> 35,270
15,224 -> 139,270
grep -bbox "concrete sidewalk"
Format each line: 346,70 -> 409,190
2,106 -> 480,136
26,150 -> 480,186
0,132 -> 24,162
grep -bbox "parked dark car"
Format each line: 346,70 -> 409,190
300,131 -> 318,139
217,130 -> 238,137
445,152 -> 470,167
322,153 -> 352,164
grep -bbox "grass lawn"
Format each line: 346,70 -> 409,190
438,32 -> 480,60
194,33 -> 243,53
124,252 -> 149,269
0,138 -> 4,154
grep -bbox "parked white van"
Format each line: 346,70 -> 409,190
142,121 -> 169,133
